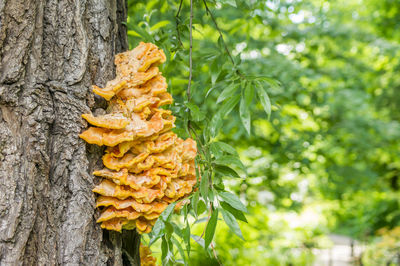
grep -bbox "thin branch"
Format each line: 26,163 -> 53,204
188,124 -> 206,157
200,202 -> 214,238
199,213 -> 211,238
210,243 -> 222,265
202,0 -> 246,79
187,0 -> 194,102
202,0 -> 234,65
175,0 -> 184,47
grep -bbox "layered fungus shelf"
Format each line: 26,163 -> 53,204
80,42 -> 197,234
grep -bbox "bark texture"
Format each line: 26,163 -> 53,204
0,0 -> 139,265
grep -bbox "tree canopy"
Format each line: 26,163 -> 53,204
126,0 -> 400,265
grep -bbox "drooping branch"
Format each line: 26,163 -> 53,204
202,0 -> 246,79
202,0 -> 235,66
187,0 -> 194,102
175,0 -> 184,47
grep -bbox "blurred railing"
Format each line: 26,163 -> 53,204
313,235 -> 363,266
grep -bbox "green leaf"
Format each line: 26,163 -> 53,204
209,142 -> 223,158
209,115 -> 223,139
209,95 -> 240,137
183,202 -> 189,218
208,188 -> 215,202
205,209 -> 219,249
213,174 -> 225,190
192,190 -> 199,217
185,102 -> 206,121
160,202 -> 177,221
220,201 -> 248,222
183,221 -> 191,256
253,76 -> 281,90
255,81 -> 271,119
220,208 -> 244,240
244,81 -> 254,105
150,219 -> 165,245
217,36 -> 224,50
221,0 -> 237,7
212,141 -> 238,156
191,234 -> 205,248
150,20 -> 170,31
193,217 -> 209,224
219,94 -> 240,117
200,173 -> 209,200
161,235 -> 174,265
165,221 -> 174,236
214,165 -> 241,178
218,191 -> 248,213
217,83 -> 239,103
172,222 -> 183,238
197,200 -> 207,215
161,236 -> 169,264
210,59 -> 221,85
171,236 -> 187,266
130,24 -> 154,42
239,98 -> 251,135
205,81 -> 224,98
127,30 -> 141,37
214,155 -> 246,172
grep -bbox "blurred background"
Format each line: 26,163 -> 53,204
126,0 -> 400,265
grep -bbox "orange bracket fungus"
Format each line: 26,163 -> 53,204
140,244 -> 157,266
80,42 -> 197,234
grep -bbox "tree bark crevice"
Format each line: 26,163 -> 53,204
0,0 -> 139,265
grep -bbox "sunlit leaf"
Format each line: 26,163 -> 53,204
183,221 -> 191,256
197,200 -> 207,215
200,173 -> 209,200
204,209 -> 219,248
218,191 -> 248,213
210,59 -> 221,85
185,102 -> 206,121
239,98 -> 251,135
191,235 -> 205,249
214,155 -> 246,172
220,201 -> 248,222
192,190 -> 200,217
171,236 -> 187,266
161,236 -> 174,265
127,30 -> 141,37
217,83 -> 239,103
244,81 -> 254,105
150,219 -> 165,245
255,81 -> 271,119
212,141 -> 238,156
150,20 -> 170,31
220,208 -> 244,240
209,95 -> 240,137
160,202 -> 177,221
220,0 -> 237,7
214,165 -> 241,178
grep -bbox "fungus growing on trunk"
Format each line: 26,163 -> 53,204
80,42 -> 197,233
140,244 -> 157,266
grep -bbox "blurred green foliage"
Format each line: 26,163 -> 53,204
126,0 -> 400,265
363,226 -> 400,265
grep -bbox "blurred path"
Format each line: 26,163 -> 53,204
313,234 -> 363,266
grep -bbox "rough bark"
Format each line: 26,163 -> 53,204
0,0 -> 140,265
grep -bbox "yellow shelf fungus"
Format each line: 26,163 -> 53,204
80,42 -> 197,234
140,244 -> 157,266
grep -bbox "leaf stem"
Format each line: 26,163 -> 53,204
187,0 -> 193,102
175,0 -> 184,47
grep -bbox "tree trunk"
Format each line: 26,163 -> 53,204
0,0 -> 140,265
